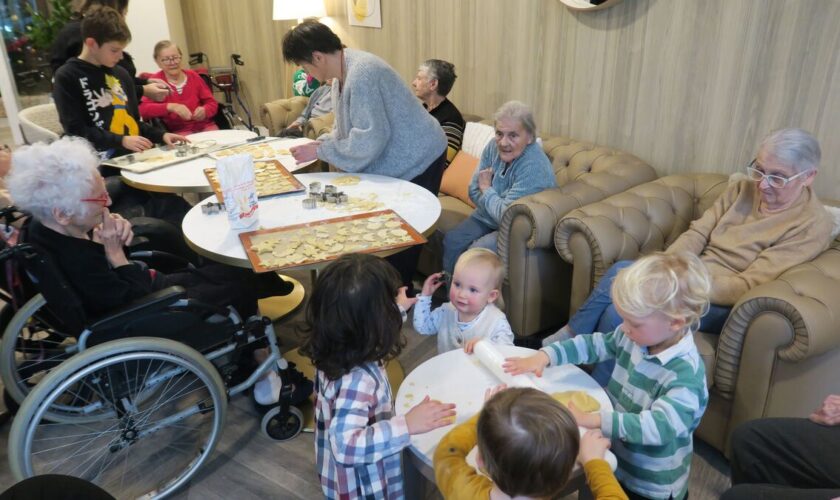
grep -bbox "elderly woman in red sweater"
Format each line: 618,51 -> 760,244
139,40 -> 218,135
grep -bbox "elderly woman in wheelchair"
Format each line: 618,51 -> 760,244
1,137 -> 311,498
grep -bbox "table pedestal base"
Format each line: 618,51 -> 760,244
258,275 -> 305,320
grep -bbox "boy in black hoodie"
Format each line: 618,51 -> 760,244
53,6 -> 186,158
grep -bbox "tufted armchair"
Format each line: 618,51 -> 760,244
553,173 -> 840,455
418,130 -> 657,339
260,96 -> 334,139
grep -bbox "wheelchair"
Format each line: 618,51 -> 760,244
0,208 -> 310,499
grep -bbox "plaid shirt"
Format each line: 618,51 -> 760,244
315,362 -> 410,499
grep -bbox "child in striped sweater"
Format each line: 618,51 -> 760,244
505,252 -> 711,500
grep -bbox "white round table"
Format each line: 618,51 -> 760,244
120,130 -> 315,193
182,172 -> 442,268
396,345 -> 616,486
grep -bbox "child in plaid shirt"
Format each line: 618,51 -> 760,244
300,254 -> 457,499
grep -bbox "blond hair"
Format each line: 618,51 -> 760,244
612,252 -> 711,335
454,248 -> 505,288
477,388 -> 579,498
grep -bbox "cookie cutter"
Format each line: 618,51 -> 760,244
337,193 -> 349,204
309,181 -> 322,193
302,198 -> 317,209
201,202 -> 225,214
324,184 -> 337,194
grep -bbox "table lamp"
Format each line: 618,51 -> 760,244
273,0 -> 326,24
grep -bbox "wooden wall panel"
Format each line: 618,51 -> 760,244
181,0 -> 840,199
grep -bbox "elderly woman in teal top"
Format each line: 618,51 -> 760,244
443,101 -> 556,273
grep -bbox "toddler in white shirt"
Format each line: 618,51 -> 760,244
413,248 -> 514,353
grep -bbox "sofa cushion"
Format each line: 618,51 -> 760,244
440,151 -> 478,208
462,122 -> 495,157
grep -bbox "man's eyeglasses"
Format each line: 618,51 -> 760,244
159,55 -> 182,64
746,160 -> 812,189
80,193 -> 110,207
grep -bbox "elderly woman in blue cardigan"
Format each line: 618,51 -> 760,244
442,101 -> 556,273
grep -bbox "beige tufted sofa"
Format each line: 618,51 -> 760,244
259,96 -> 334,139
419,131 -> 657,338
553,173 -> 840,455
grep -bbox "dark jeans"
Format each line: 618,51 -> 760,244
386,151 -> 446,292
721,417 -> 840,500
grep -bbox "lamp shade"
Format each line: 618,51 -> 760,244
273,0 -> 326,20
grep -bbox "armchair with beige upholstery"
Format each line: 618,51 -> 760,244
419,128 -> 657,339
259,96 -> 334,139
18,103 -> 63,144
553,173 -> 840,455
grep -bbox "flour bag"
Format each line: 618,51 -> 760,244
215,153 -> 259,229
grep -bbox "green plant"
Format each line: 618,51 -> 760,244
26,0 -> 74,52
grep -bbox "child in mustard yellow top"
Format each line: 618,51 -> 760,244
434,386 -> 628,500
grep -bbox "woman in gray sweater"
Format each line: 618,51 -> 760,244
283,20 -> 447,289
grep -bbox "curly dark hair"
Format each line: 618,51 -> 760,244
299,254 -> 405,380
281,19 -> 343,64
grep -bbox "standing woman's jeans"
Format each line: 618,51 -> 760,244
565,259 -> 732,386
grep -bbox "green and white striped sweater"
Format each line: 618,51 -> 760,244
542,328 -> 708,499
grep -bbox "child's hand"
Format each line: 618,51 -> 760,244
568,401 -> 601,429
405,396 -> 456,435
502,351 -> 550,377
463,337 -> 483,354
578,429 -> 611,465
163,133 -> 190,146
421,272 -> 446,296
122,135 -> 153,152
396,286 -> 418,312
483,384 -> 507,402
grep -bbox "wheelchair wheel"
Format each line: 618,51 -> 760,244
260,405 -> 304,442
8,337 -> 227,499
0,294 -> 79,408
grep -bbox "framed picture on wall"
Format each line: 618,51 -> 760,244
348,0 -> 382,28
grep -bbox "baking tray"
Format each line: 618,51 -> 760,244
204,159 -> 305,203
240,209 -> 427,272
208,137 -> 294,161
101,139 -> 220,173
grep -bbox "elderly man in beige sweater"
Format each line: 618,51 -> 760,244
544,128 -> 833,383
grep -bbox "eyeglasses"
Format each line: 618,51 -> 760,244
159,55 -> 182,64
80,193 -> 110,207
746,160 -> 812,189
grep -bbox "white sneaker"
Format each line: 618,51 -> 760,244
542,326 -> 573,347
254,370 -> 282,405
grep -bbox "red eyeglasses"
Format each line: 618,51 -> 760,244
80,193 -> 110,206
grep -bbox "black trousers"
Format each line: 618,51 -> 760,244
721,417 -> 840,500
0,474 -> 115,500
386,151 -> 446,292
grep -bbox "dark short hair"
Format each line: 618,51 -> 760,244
421,59 -> 457,96
81,6 -> 131,45
282,19 -> 343,64
477,388 -> 580,498
299,254 -> 405,380
79,0 -> 130,15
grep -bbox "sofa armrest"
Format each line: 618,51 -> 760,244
714,244 -> 840,398
496,149 -> 656,337
553,174 -> 728,312
259,96 -> 309,136
306,112 -> 334,139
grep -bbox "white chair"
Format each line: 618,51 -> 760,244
18,103 -> 63,144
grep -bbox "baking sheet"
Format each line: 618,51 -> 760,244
239,209 -> 426,272
204,159 -> 305,203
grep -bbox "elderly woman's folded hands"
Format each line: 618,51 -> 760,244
93,208 -> 132,267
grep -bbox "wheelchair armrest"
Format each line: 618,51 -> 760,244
89,286 -> 187,331
128,250 -> 195,271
